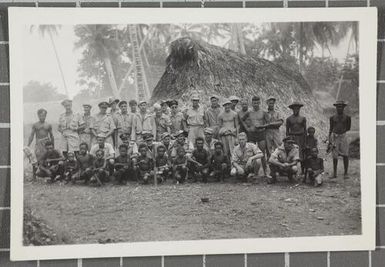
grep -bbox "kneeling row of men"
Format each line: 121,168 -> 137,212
35,130 -> 324,186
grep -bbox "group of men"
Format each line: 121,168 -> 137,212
26,94 -> 351,186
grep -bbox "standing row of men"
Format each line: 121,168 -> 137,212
28,94 -> 352,184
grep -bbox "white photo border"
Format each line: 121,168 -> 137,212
9,7 -> 377,261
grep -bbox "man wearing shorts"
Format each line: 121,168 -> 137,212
58,99 -> 84,157
329,100 -> 351,179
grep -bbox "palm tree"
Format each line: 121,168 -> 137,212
74,25 -> 120,98
30,25 -> 70,98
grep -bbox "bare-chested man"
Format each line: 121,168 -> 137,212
218,99 -> 239,157
28,109 -> 55,179
237,98 -> 250,133
286,101 -> 307,174
242,96 -> 269,177
329,100 -> 351,179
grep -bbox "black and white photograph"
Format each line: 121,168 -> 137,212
9,8 -> 376,260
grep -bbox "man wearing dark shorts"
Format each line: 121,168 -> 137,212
242,96 -> 269,177
329,100 -> 351,179
286,101 -> 307,174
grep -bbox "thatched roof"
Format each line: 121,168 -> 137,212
152,37 -> 327,138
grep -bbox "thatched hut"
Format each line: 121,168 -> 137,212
152,37 -> 327,139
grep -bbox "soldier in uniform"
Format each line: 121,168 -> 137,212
58,99 -> 85,157
268,136 -> 300,184
204,95 -> 222,139
171,130 -> 194,159
115,100 -> 135,148
90,101 -> 116,146
264,96 -> 283,157
154,103 -> 171,141
168,99 -> 185,135
79,104 -> 94,150
203,127 -> 219,156
230,132 -> 263,182
286,101 -> 307,174
329,100 -> 351,179
183,95 -> 205,145
136,100 -> 156,142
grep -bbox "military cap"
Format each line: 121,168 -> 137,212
119,133 -> 129,140
266,96 -> 276,102
168,100 -> 178,107
191,95 -> 200,101
61,99 -> 72,106
210,95 -> 219,100
82,103 -> 92,108
174,130 -> 187,138
96,133 -> 106,139
118,100 -> 127,107
229,95 -> 240,102
153,103 -> 162,110
160,132 -> 171,140
98,101 -> 109,108
282,136 -> 296,143
108,97 -> 120,106
144,132 -> 154,141
138,100 -> 147,106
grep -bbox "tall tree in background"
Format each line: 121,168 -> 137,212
74,25 -> 121,98
30,25 -> 70,98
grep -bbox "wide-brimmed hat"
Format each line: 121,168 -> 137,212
229,95 -> 240,102
288,101 -> 304,109
333,100 -> 348,107
222,99 -> 232,106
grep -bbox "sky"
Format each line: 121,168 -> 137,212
22,24 -> 354,99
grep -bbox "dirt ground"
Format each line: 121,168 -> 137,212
23,158 -> 361,245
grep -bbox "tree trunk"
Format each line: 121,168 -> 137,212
102,49 -> 120,98
299,22 -> 304,73
48,30 -> 70,98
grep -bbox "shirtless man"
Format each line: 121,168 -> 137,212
237,98 -> 250,134
218,99 -> 239,157
243,96 -> 269,177
286,101 -> 307,174
28,109 -> 54,178
329,100 -> 351,179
